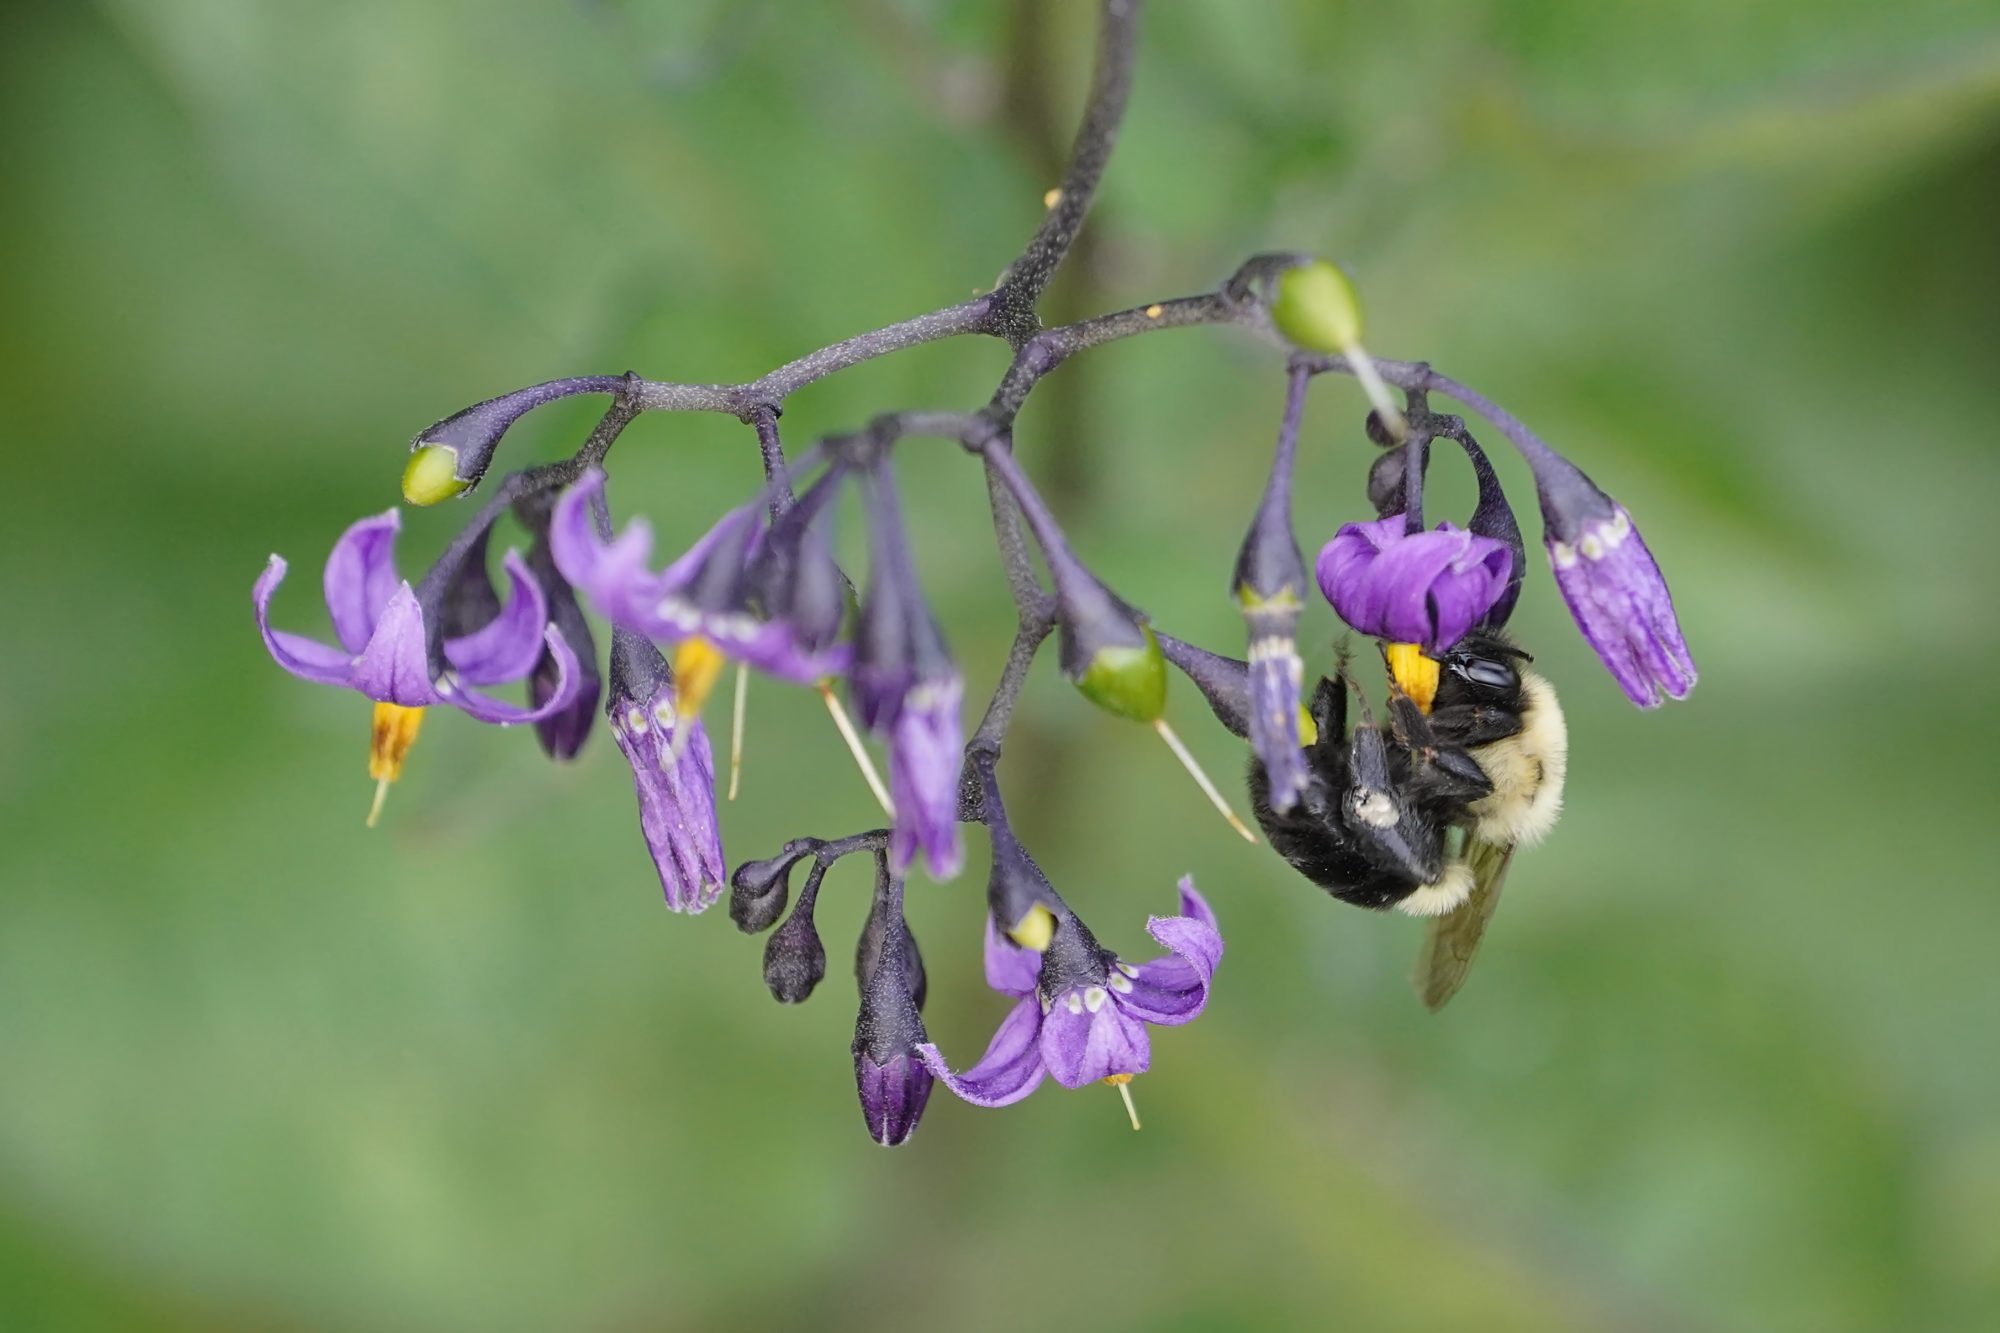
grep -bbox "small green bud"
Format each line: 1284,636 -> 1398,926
1271,259 -> 1363,354
402,445 -> 469,506
1074,626 -> 1168,723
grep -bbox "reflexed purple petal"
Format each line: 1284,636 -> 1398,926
322,510 -> 403,654
1316,515 -> 1511,652
692,609 -> 850,684
1173,876 -> 1219,932
442,551 -> 549,686
549,470 -> 665,627
1548,513 -> 1697,707
1117,877 -> 1223,1026
1039,986 -> 1151,1087
254,557 -> 357,687
889,676 -> 964,880
855,1051 -> 933,1147
612,700 -> 726,912
983,915 -> 1041,998
449,624 -> 585,725
346,584 -> 438,706
1247,637 -> 1307,812
918,998 -> 1048,1107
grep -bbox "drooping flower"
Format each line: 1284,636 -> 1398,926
1524,448 -> 1696,707
917,878 -> 1222,1107
515,488 -> 601,759
852,859 -> 932,1146
550,468 -> 849,694
1315,514 -> 1512,654
604,628 -> 725,912
852,461 -> 964,880
1231,365 -> 1313,813
254,508 -> 582,723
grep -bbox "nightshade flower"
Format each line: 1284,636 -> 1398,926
1523,447 -> 1696,707
550,469 -> 849,719
917,878 -> 1222,1111
1232,366 -> 1313,813
605,628 -> 725,912
517,489 -> 601,760
852,461 -> 964,880
256,509 -> 584,820
1316,514 -> 1512,654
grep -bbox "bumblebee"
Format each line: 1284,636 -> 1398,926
1249,633 -> 1567,1009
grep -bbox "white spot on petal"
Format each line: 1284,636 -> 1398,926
1083,987 -> 1108,1013
1108,972 -> 1133,994
1064,992 -> 1084,1016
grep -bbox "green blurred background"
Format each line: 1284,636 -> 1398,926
5,0 -> 2000,1329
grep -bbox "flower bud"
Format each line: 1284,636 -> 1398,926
730,844 -> 811,934
762,862 -> 826,1003
1271,258 -> 1364,354
852,868 -> 931,1146
857,859 -> 928,1011
410,375 -> 629,499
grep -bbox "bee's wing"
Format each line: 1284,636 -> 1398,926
1413,836 -> 1516,1011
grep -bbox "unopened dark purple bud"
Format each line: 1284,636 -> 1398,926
410,375 -> 630,498
729,843 -> 812,934
857,864 -> 928,1011
1367,446 -> 1408,518
762,861 -> 826,1003
851,879 -> 931,1146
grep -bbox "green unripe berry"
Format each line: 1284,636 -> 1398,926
1271,259 -> 1364,354
402,445 -> 469,506
1074,626 -> 1168,723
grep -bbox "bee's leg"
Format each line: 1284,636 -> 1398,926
1306,676 -> 1348,760
1426,702 -> 1523,748
1389,695 -> 1493,804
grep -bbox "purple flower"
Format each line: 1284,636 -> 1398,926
1530,452 -> 1696,707
605,630 -> 725,912
855,461 -> 964,880
1232,364 -> 1312,811
918,878 -> 1222,1106
888,676 -> 965,880
1316,514 -> 1512,653
254,509 -> 582,723
1244,620 -> 1308,812
550,469 -> 849,685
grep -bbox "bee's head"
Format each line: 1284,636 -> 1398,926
1432,633 -> 1531,713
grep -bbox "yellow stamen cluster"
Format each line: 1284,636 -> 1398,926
366,703 -> 426,827
1007,904 -> 1056,952
1384,642 -> 1440,714
671,636 -> 729,721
